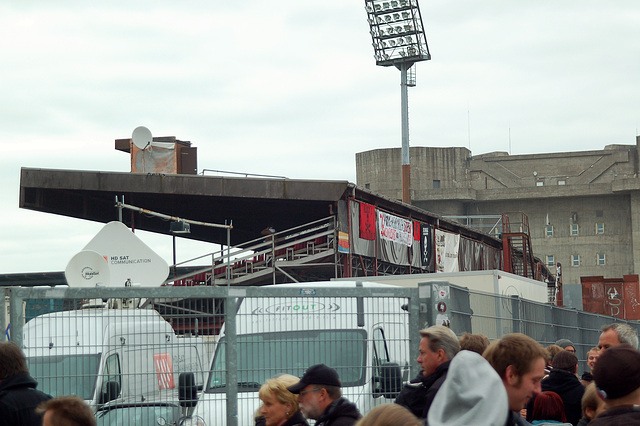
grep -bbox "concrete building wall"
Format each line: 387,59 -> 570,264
355,140 -> 640,305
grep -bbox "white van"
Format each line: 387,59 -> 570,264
180,282 -> 412,426
23,308 -> 208,409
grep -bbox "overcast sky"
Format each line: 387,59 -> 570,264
1,1 -> 639,275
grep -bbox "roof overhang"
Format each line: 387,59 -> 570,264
19,168 -> 351,246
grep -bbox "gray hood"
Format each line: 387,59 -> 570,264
427,350 -> 508,426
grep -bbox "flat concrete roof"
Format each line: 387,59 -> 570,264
20,167 -> 351,246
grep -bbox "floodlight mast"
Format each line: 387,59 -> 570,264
365,0 -> 430,204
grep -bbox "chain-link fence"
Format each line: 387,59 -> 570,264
4,281 -> 637,425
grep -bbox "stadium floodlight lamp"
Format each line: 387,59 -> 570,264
364,0 -> 430,67
363,0 -> 430,204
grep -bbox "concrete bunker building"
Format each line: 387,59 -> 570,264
356,137 -> 640,308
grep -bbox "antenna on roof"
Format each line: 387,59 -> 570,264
132,126 -> 152,150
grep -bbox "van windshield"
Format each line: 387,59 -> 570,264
28,354 -> 101,399
206,329 -> 367,392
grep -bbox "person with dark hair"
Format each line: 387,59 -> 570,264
459,333 -> 491,355
483,333 -> 547,426
527,350 -> 584,426
287,364 -> 361,426
590,345 -> 640,424
37,396 -> 95,426
0,342 -> 51,426
530,391 -> 571,425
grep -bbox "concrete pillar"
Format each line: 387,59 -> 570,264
630,192 -> 640,274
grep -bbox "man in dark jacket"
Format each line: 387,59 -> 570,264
0,342 -> 51,426
395,325 -> 460,419
590,345 -> 640,425
288,364 -> 361,426
527,350 -> 584,426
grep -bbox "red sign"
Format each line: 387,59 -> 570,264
153,353 -> 175,390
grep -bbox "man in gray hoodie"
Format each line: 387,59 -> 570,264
427,350 -> 508,426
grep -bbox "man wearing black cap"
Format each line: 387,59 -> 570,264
287,364 -> 362,426
590,345 -> 640,424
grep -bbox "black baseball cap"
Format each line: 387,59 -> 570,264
287,364 -> 341,394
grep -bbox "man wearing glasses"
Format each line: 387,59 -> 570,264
288,364 -> 362,426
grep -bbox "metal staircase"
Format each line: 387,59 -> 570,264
168,217 -> 337,286
501,212 -> 538,280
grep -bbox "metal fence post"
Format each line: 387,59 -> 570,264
407,287 -> 422,378
0,288 -> 7,343
9,288 -> 25,348
225,289 -> 241,426
511,295 -> 521,335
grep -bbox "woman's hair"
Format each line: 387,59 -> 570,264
258,374 -> 300,416
545,344 -> 564,364
459,333 -> 491,355
531,391 -> 567,422
581,383 -> 601,419
354,403 -> 421,426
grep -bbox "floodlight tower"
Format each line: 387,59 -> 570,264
365,0 -> 430,204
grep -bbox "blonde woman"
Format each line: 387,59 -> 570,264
256,374 -> 309,426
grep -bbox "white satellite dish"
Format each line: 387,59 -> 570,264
83,221 -> 169,287
132,126 -> 153,150
65,250 -> 111,287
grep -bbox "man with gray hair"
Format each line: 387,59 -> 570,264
395,325 -> 460,419
598,323 -> 639,351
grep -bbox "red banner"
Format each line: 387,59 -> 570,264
359,202 -> 376,240
413,221 -> 420,241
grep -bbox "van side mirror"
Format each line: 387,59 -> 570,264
373,362 -> 403,399
179,372 -> 198,408
99,381 -> 121,404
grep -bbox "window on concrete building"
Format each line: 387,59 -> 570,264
597,253 -> 606,265
596,223 -> 605,234
571,224 -> 579,236
545,225 -> 553,237
546,255 -> 555,267
536,181 -> 544,187
365,183 -> 370,189
572,254 -> 580,266
433,180 -> 440,189
558,180 -> 566,185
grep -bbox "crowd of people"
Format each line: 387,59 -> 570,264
253,323 -> 640,426
2,322 -> 640,425
0,341 -> 96,426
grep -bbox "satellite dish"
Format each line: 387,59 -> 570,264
65,250 -> 110,287
132,126 -> 153,150
83,221 -> 169,287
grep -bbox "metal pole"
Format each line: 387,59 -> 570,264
0,289 -> 7,342
226,221 -> 231,287
225,294 -> 239,426
272,236 -> 276,285
172,235 -> 177,279
400,63 -> 411,204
